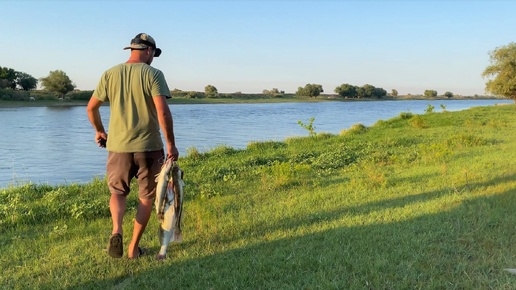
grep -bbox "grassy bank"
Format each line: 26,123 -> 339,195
2,104 -> 516,289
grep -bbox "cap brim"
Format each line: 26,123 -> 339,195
123,46 -> 161,57
123,44 -> 149,50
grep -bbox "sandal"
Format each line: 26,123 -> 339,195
107,233 -> 123,258
129,247 -> 147,259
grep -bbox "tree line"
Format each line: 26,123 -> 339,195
179,42 -> 516,101
0,66 -> 38,91
0,66 -> 448,101
4,41 -> 516,102
0,67 -> 76,99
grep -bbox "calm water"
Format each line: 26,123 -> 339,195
0,99 -> 511,188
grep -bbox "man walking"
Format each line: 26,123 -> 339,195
87,33 -> 178,259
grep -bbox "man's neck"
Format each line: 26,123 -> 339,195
126,59 -> 144,63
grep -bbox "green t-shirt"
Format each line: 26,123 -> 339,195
93,63 -> 171,153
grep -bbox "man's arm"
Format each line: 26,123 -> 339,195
153,95 -> 179,160
86,96 -> 107,148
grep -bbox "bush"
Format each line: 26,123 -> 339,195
247,141 -> 287,151
30,90 -> 59,100
410,115 -> 427,129
185,91 -> 205,98
0,88 -> 30,100
66,90 -> 93,100
341,123 -> 367,135
399,112 -> 414,119
186,147 -> 201,160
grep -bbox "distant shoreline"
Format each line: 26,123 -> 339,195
0,95 -> 510,108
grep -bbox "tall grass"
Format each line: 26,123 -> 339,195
2,105 -> 516,289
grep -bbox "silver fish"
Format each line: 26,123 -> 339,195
155,158 -> 185,260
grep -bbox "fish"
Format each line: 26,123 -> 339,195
155,158 -> 185,260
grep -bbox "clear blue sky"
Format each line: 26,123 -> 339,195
2,0 -> 515,96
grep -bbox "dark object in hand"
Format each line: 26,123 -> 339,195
99,138 -> 106,147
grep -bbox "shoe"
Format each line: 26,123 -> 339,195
129,247 -> 147,259
107,233 -> 123,258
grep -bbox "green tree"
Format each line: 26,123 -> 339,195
186,91 -> 204,98
482,42 -> 516,100
391,89 -> 398,97
296,83 -> 323,98
0,66 -> 17,89
334,83 -> 357,98
204,84 -> 218,98
362,84 -> 376,98
356,86 -> 366,98
374,87 -> 387,98
335,83 -> 387,99
444,91 -> 453,98
424,90 -> 438,98
262,88 -> 284,97
16,72 -> 38,91
0,79 -> 11,89
40,70 -> 75,98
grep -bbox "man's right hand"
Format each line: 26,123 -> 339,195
168,145 -> 179,161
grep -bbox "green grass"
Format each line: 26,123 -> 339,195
3,104 -> 516,289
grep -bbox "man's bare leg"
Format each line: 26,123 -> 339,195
110,193 -> 126,235
128,197 -> 153,258
107,193 -> 127,258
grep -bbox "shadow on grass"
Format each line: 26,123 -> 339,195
64,175 -> 516,289
203,173 -> 516,246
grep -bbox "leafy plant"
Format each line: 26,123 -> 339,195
424,104 -> 435,113
297,117 -> 317,137
399,112 -> 414,119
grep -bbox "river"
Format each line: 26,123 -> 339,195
0,99 -> 511,188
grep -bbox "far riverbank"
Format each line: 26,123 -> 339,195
0,94 -> 510,108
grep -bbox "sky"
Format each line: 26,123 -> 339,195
2,0 -> 516,96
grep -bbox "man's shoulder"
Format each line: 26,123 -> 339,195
103,63 -> 127,74
145,64 -> 163,74
104,64 -> 164,79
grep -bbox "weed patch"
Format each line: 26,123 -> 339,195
258,160 -> 310,190
341,123 -> 367,135
410,115 -> 427,128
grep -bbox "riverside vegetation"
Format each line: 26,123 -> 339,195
0,86 -> 504,108
2,104 -> 516,289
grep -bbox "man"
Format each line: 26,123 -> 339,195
86,33 -> 179,259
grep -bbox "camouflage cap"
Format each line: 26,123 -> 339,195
123,33 -> 162,57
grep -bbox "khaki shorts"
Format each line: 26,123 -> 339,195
106,150 -> 165,199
